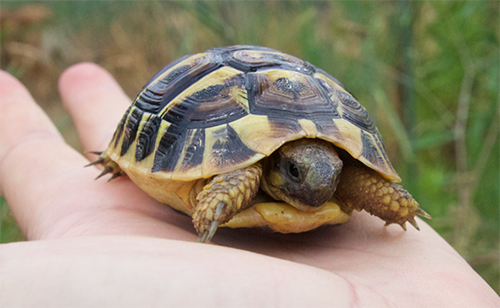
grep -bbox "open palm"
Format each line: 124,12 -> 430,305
0,64 -> 497,307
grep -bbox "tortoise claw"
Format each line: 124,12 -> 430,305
198,220 -> 220,243
196,201 -> 226,243
88,154 -> 125,182
85,157 -> 105,167
198,231 -> 209,243
384,221 -> 408,231
399,222 -> 407,231
385,217 -> 421,231
107,172 -> 123,182
95,166 -> 113,180
415,208 -> 432,219
408,217 -> 420,230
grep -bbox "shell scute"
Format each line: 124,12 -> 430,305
135,114 -> 161,162
120,107 -> 143,156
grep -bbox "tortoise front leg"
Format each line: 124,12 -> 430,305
334,164 -> 431,230
193,163 -> 262,243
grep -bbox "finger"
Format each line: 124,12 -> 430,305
0,71 -> 67,190
58,63 -> 132,157
0,71 -> 63,161
0,70 -> 90,236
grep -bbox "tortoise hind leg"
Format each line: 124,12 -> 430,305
85,152 -> 126,181
334,164 -> 431,230
193,163 -> 262,243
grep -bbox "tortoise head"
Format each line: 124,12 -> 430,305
261,139 -> 343,212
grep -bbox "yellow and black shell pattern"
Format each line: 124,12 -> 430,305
107,45 -> 400,182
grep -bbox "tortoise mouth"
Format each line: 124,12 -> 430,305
221,198 -> 352,233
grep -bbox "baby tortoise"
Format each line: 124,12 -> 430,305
89,45 -> 430,242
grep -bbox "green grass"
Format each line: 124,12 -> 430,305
1,0 -> 498,293
0,197 -> 25,243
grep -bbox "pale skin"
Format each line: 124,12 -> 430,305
0,64 -> 498,307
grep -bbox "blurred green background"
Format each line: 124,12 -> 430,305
1,0 -> 498,293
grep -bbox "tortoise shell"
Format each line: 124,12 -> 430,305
105,45 -> 400,183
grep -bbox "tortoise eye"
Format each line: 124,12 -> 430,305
288,162 -> 300,180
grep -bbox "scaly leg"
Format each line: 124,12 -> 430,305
193,163 -> 262,242
334,164 -> 431,230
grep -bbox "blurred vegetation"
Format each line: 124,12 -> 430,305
0,0 -> 498,293
0,197 -> 25,242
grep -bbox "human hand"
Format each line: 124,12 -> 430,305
0,64 -> 498,307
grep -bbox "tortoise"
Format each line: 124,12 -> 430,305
90,45 -> 430,243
